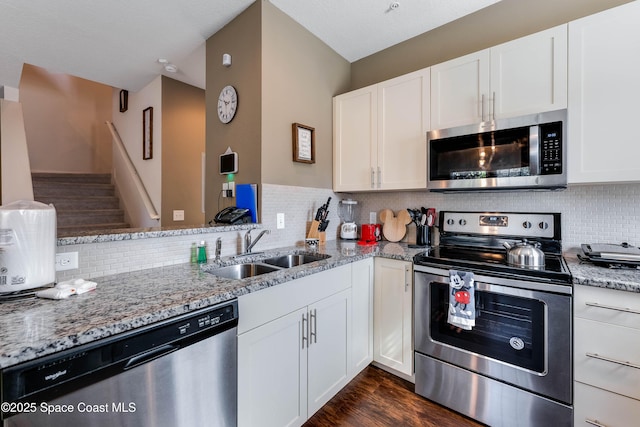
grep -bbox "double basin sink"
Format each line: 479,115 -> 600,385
208,253 -> 331,280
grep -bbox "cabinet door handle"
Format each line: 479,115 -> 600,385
481,94 -> 485,122
310,309 -> 317,344
492,92 -> 496,121
405,265 -> 411,292
585,418 -> 608,427
371,168 -> 375,188
585,301 -> 640,315
586,352 -> 640,370
302,313 -> 308,349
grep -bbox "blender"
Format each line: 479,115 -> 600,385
338,199 -> 359,239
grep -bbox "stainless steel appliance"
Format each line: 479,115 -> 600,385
413,211 -> 573,427
1,300 -> 238,427
427,109 -> 567,191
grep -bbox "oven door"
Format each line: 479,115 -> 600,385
414,265 -> 572,404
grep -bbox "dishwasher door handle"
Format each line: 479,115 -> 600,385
124,344 -> 179,370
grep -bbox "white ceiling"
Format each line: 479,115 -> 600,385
0,0 -> 500,92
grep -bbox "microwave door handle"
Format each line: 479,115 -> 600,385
529,125 -> 540,175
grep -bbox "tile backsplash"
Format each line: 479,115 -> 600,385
353,183 -> 640,250
57,182 -> 640,281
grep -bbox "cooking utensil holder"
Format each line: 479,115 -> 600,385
416,225 -> 431,247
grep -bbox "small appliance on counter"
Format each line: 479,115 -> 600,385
0,200 -> 56,294
357,223 -> 381,246
579,242 -> 640,267
338,199 -> 359,240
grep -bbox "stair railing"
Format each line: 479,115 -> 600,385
105,121 -> 160,221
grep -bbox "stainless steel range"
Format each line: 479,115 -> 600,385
413,211 -> 572,427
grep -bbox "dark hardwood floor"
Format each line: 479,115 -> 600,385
304,365 -> 484,427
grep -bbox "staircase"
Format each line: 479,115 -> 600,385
32,173 -> 129,236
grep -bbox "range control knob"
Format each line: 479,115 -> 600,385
539,221 -> 549,230
446,219 -> 455,225
459,219 -> 467,226
522,221 -> 532,229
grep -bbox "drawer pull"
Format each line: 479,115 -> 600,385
585,418 -> 607,427
586,352 -> 640,370
585,301 -> 640,315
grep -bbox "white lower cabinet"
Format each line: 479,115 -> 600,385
574,285 -> 640,426
349,258 -> 374,379
238,307 -> 308,427
373,258 -> 413,376
237,266 -> 352,427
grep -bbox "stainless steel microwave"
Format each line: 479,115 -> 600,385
427,109 -> 567,192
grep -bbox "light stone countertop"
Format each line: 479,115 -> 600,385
565,251 -> 640,293
0,240 -> 425,369
56,223 -> 259,246
8,243 -> 635,371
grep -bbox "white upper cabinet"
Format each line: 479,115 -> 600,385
333,68 -> 429,192
431,49 -> 490,129
333,85 -> 377,192
568,1 -> 640,184
431,24 -> 568,130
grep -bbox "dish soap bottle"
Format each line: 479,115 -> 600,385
190,242 -> 198,264
197,241 -> 207,264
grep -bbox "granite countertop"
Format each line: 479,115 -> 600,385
0,240 -> 425,370
565,251 -> 640,293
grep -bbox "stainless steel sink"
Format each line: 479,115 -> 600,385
262,253 -> 331,269
207,263 -> 280,280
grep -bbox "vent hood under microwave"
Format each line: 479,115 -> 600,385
427,110 -> 567,192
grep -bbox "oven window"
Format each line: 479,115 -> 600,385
430,282 -> 545,373
429,126 -> 531,181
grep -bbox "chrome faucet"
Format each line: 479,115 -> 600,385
215,237 -> 222,261
243,229 -> 270,254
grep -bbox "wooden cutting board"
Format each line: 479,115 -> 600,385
380,209 -> 411,242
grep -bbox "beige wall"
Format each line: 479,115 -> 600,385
111,77 -> 162,228
350,0 -> 633,90
205,1 -> 262,223
261,1 -> 350,188
204,0 -> 350,222
20,64 -> 112,173
161,76 -> 205,227
1,100 -> 34,203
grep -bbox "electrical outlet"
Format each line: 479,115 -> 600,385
173,210 -> 185,221
228,181 -> 235,198
276,213 -> 285,229
222,182 -> 229,198
369,212 -> 377,223
56,252 -> 78,271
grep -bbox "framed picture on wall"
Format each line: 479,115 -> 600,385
292,122 -> 315,164
119,90 -> 128,113
143,107 -> 153,160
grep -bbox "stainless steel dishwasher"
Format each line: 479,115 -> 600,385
1,300 -> 238,427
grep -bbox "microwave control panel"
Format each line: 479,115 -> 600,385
539,121 -> 563,175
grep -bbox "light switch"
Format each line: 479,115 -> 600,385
277,213 -> 285,229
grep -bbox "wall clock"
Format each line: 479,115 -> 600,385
217,85 -> 238,124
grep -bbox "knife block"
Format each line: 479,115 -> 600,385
307,220 -> 320,239
306,221 -> 326,245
